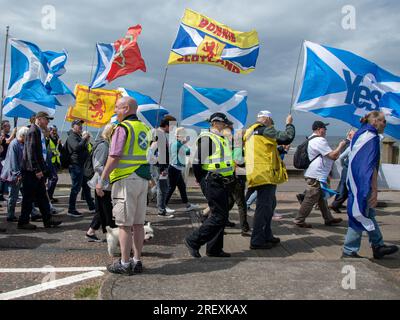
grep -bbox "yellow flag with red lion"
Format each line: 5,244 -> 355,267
66,84 -> 121,128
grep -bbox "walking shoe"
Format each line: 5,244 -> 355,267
225,221 -> 235,228
88,207 -> 96,214
85,233 -> 102,242
341,252 -> 365,259
165,207 -> 176,214
6,217 -> 18,222
372,244 -> 399,259
184,203 -> 200,212
50,198 -> 59,203
133,260 -> 143,274
31,214 -> 43,222
107,259 -> 133,275
242,222 -> 250,233
184,238 -> 201,258
250,242 -> 273,250
329,205 -> 341,213
44,219 -> 62,228
206,251 -> 231,257
295,222 -> 313,228
267,236 -> 281,245
296,193 -> 305,204
50,208 -> 60,215
241,231 -> 251,237
158,212 -> 174,218
67,211 -> 83,218
325,218 -> 343,226
17,223 -> 37,230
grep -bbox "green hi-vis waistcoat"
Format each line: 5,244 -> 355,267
109,119 -> 151,183
198,131 -> 234,177
49,138 -> 60,166
244,123 -> 288,188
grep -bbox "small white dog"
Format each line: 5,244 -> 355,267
106,222 -> 154,257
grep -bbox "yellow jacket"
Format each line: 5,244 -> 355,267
244,123 -> 288,188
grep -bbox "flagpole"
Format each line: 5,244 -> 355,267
0,26 -> 10,125
156,65 -> 169,128
86,45 -> 97,132
289,40 -> 304,115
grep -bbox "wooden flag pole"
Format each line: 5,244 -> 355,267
156,65 -> 169,128
289,40 -> 304,115
0,26 -> 10,125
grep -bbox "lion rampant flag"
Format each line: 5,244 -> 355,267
168,8 -> 259,74
66,84 -> 121,128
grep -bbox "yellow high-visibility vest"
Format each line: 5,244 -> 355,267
109,119 -> 151,183
49,138 -> 60,166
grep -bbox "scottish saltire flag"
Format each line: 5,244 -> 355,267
118,88 -> 169,128
181,83 -> 247,128
3,39 -> 74,119
347,124 -> 381,232
90,25 -> 146,89
168,8 -> 259,74
293,41 -> 400,139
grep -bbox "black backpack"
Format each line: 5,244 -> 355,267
293,136 -> 321,169
59,141 -> 71,169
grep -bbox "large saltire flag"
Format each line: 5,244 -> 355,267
3,39 -> 74,119
90,25 -> 146,89
181,83 -> 247,128
293,41 -> 400,139
168,8 -> 259,74
66,84 -> 121,128
118,88 -> 169,128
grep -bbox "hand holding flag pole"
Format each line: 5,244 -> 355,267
289,40 -> 305,115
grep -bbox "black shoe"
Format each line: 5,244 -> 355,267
296,193 -> 304,204
225,221 -> 235,228
50,198 -> 59,203
267,236 -> 281,245
372,244 -> 399,259
133,260 -> 143,274
241,231 -> 251,237
31,214 -> 43,222
184,238 -> 201,258
6,217 -> 18,222
17,223 -> 37,230
341,252 -> 364,259
85,233 -> 102,242
67,211 -> 83,218
325,218 -> 343,226
107,259 -> 133,276
44,219 -> 62,228
329,205 -> 341,213
206,251 -> 231,257
242,223 -> 250,233
157,212 -> 174,218
250,242 -> 273,250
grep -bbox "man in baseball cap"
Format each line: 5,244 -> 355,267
312,120 -> 329,131
71,119 -> 84,127
35,111 -> 54,120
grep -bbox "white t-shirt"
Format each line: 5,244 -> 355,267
304,134 -> 333,182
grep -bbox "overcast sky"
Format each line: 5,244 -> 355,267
0,0 -> 399,137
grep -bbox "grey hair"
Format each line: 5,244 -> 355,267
16,126 -> 29,140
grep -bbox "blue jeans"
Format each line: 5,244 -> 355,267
343,208 -> 384,255
246,190 -> 257,207
68,164 -> 95,212
7,181 -> 21,219
153,166 -> 169,213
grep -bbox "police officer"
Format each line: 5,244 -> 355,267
48,125 -> 62,202
185,112 -> 235,258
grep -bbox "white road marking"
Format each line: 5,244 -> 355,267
0,271 -> 105,300
0,267 -> 107,273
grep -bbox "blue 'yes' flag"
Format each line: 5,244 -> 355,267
293,41 -> 400,139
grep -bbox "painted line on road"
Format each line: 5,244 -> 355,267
0,267 -> 107,273
0,271 -> 105,300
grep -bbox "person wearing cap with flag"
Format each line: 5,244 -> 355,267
244,110 -> 295,249
293,121 -> 348,228
185,112 -> 235,258
17,111 -> 62,230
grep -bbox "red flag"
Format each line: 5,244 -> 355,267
107,25 -> 146,83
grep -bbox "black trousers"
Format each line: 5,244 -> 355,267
228,175 -> 249,230
18,171 -> 52,225
89,191 -> 116,233
186,175 -> 231,254
165,165 -> 189,205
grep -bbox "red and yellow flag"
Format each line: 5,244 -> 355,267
66,84 -> 121,128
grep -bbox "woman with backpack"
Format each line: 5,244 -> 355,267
85,124 -> 117,242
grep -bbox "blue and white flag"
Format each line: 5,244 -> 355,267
3,39 -> 74,119
181,83 -> 247,128
293,41 -> 400,139
346,123 -> 381,232
118,88 -> 169,128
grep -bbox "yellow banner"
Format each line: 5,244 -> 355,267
66,85 -> 121,128
168,8 -> 259,74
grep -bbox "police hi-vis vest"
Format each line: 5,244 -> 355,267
198,131 -> 234,177
244,123 -> 288,188
109,119 -> 151,183
49,138 -> 60,165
